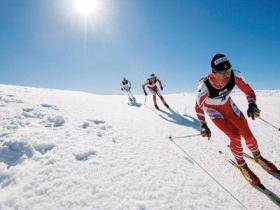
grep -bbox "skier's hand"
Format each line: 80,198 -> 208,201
121,88 -> 124,91
247,103 -> 260,120
160,86 -> 163,91
200,123 -> 211,140
144,91 -> 147,96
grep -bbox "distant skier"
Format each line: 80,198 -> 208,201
121,77 -> 136,103
195,53 -> 278,186
142,73 -> 169,110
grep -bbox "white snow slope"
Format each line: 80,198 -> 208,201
0,84 -> 280,210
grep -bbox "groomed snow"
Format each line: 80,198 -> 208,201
0,85 -> 279,210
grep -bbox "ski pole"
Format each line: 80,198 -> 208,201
258,117 -> 280,131
169,137 -> 247,209
169,133 -> 201,140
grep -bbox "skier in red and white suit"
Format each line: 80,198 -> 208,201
195,53 -> 278,186
142,74 -> 169,110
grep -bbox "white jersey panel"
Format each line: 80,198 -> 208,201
204,95 -> 231,106
196,82 -> 209,107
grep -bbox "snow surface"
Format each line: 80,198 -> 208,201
0,84 -> 280,210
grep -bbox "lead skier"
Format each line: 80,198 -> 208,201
195,53 -> 278,186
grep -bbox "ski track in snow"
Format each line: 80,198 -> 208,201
0,85 -> 279,210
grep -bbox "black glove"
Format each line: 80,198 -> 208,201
144,91 -> 147,96
201,123 -> 211,139
160,86 -> 163,91
121,88 -> 124,91
247,103 -> 260,120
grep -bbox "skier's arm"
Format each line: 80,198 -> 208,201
195,94 -> 208,123
156,78 -> 163,90
195,104 -> 205,123
195,86 -> 211,138
235,70 -> 256,104
235,70 -> 260,119
128,81 -> 132,90
195,82 -> 209,123
142,81 -> 148,95
120,83 -> 124,91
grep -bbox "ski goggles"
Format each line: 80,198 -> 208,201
214,68 -> 232,75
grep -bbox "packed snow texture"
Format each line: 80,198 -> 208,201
0,85 -> 280,210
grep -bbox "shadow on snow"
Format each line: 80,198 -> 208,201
128,101 -> 142,107
148,106 -> 200,131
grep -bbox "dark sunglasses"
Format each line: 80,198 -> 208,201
214,69 -> 231,75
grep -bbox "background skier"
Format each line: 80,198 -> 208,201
195,53 -> 278,186
142,74 -> 169,110
121,77 -> 136,103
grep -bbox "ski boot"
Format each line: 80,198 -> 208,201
155,104 -> 159,110
255,156 -> 277,173
240,163 -> 260,186
164,103 -> 169,109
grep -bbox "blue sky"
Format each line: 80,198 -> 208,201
0,0 -> 279,94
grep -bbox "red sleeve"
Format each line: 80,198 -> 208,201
142,80 -> 148,91
156,78 -> 163,87
195,86 -> 209,123
235,74 -> 256,104
195,103 -> 206,123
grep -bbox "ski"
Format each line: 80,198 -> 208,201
218,150 -> 280,208
242,151 -> 280,181
254,183 -> 280,207
226,145 -> 280,180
